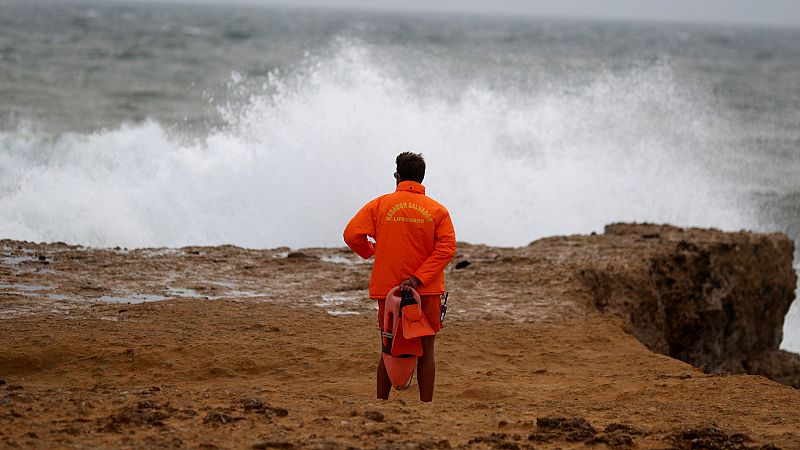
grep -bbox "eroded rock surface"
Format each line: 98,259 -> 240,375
576,224 -> 798,386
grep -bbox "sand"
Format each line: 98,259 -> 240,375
1,234 -> 799,449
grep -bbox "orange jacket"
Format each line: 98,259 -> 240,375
344,181 -> 456,299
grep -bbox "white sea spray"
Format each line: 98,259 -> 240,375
0,42 -> 755,248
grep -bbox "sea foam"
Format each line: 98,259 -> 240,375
0,42 -> 754,248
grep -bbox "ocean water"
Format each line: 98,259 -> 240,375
0,0 -> 799,351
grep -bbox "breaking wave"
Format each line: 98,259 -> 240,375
0,41 -> 755,249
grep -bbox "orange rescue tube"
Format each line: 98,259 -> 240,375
381,287 -> 424,390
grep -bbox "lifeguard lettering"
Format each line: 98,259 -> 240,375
394,216 -> 426,223
385,202 -> 434,222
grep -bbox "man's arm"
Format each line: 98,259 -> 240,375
411,212 -> 456,286
343,198 -> 378,259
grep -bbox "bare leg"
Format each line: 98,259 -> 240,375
417,335 -> 436,402
377,355 -> 391,400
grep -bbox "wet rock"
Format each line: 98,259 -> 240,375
246,323 -> 280,332
100,401 -> 170,432
531,417 -> 597,443
589,429 -> 635,448
468,433 -> 519,449
536,416 -> 595,434
89,383 -> 113,394
604,423 -> 641,434
567,429 -> 596,442
80,283 -> 103,291
203,409 -> 237,425
363,410 -> 384,422
394,440 -> 451,450
374,425 -> 400,435
455,260 -> 471,270
4,408 -> 23,418
175,408 -> 198,420
242,398 -> 288,417
60,426 -> 80,436
242,397 -> 264,410
668,427 -> 764,450
270,406 -> 288,417
252,441 -> 293,449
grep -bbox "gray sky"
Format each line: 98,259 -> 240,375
132,0 -> 800,28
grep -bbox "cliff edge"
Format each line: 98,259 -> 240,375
578,223 -> 799,387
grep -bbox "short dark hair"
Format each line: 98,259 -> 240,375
396,152 -> 425,183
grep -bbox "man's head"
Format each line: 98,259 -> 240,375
395,152 -> 426,184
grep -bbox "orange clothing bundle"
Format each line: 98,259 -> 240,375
343,181 -> 456,298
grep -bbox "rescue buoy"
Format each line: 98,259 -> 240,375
381,286 -> 435,390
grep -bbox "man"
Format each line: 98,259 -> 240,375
343,152 -> 456,402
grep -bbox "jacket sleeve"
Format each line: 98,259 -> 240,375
412,211 -> 456,286
343,198 -> 378,259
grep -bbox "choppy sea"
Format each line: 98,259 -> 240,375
1,0 -> 799,351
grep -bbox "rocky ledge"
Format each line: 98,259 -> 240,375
576,224 -> 799,387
